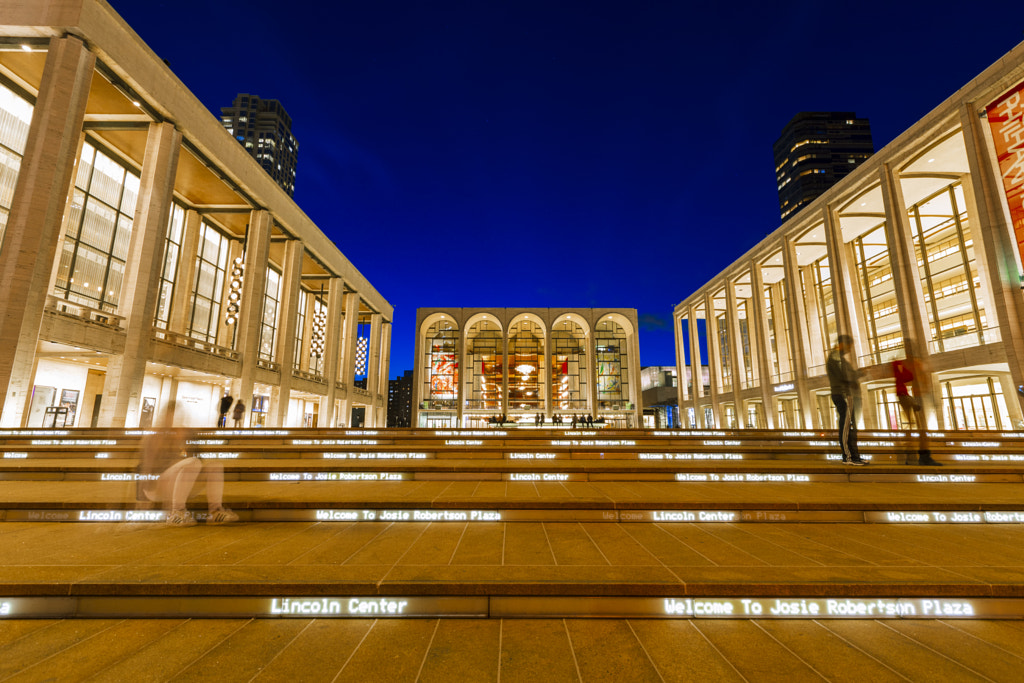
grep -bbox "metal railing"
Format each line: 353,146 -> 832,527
151,328 -> 240,361
46,296 -> 124,329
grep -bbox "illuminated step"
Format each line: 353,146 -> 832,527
5,508 -> 1024,524
0,595 -> 1018,620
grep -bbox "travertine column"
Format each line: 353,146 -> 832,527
376,321 -> 392,427
725,280 -> 746,426
703,292 -> 721,428
750,263 -> 776,427
673,310 -> 687,424
168,209 -> 202,335
960,104 -> 1024,424
782,236 -> 814,428
97,122 -> 182,427
335,291 -> 360,426
317,278 -> 344,427
229,210 -> 272,426
687,307 -> 702,427
365,313 -> 383,427
0,36 -> 94,427
823,206 -> 860,351
269,240 -> 303,427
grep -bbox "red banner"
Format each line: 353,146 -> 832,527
986,82 -> 1024,268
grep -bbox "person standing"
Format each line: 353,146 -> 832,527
827,335 -> 867,465
217,393 -> 233,428
892,342 -> 940,466
232,400 -> 246,428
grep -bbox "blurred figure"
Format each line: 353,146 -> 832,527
232,400 -> 246,428
217,393 -> 233,428
139,402 -> 239,526
827,335 -> 867,466
892,340 -> 940,466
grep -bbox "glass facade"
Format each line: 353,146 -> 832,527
259,267 -> 281,361
154,203 -> 185,329
853,222 -> 902,363
54,141 -> 140,313
508,318 -> 544,411
465,318 -> 503,410
909,183 -> 987,352
424,320 -> 458,409
293,289 -> 307,371
595,318 -> 629,409
0,82 -> 33,251
551,318 -> 588,411
187,221 -> 229,344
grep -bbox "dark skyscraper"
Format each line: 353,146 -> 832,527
387,370 -> 414,428
221,93 -> 298,196
774,112 -> 873,220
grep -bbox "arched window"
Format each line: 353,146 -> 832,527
508,318 -> 544,411
465,318 -> 503,410
595,317 -> 630,409
423,320 -> 458,408
551,317 -> 588,411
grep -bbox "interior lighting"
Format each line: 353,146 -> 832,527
20,44 -> 31,52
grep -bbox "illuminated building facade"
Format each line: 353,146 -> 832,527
0,0 -> 392,429
221,93 -> 298,197
775,112 -> 874,221
676,44 -> 1024,432
413,308 -> 642,428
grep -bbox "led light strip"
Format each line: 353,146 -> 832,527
0,596 -> 1020,619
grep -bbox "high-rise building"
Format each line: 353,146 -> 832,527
773,112 -> 873,220
221,93 -> 299,196
387,370 -> 414,427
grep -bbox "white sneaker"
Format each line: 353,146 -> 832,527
207,508 -> 239,525
166,510 -> 197,527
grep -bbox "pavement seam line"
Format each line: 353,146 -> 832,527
411,618 -> 440,683
813,619 -> 914,681
877,619 -> 1000,682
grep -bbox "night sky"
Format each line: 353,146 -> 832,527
108,0 -> 1024,377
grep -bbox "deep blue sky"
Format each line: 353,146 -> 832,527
109,0 -> 1024,377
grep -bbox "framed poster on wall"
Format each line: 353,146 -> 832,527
60,389 -> 80,427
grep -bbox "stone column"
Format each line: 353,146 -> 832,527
268,240 -> 303,427
376,321 -> 392,427
960,104 -> 1024,423
673,310 -> 686,425
335,290 -> 360,426
823,206 -> 859,349
0,36 -> 95,427
703,293 -> 721,428
725,280 -> 746,426
750,263 -> 776,427
365,313 -> 383,427
782,236 -> 815,428
687,307 -> 702,427
317,278 -> 344,427
98,121 -> 182,427
168,209 -> 201,335
229,210 -> 272,426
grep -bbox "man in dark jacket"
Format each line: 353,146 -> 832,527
218,394 -> 233,428
827,335 -> 867,465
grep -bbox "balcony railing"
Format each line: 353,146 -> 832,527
292,369 -> 325,384
257,357 -> 280,372
152,328 -> 239,361
46,296 -> 124,330
929,327 -> 1001,354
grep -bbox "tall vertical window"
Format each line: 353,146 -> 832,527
595,318 -> 630,408
853,224 -> 901,362
188,222 -> 229,343
423,321 -> 458,408
0,82 -> 33,250
154,203 -> 185,328
551,318 -> 588,411
465,319 -> 503,410
54,141 -> 140,312
909,183 -> 987,351
508,319 -> 544,411
293,289 -> 307,371
736,298 -> 754,385
259,267 -> 281,361
715,307 -> 731,390
308,294 -> 326,376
